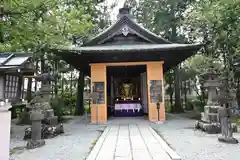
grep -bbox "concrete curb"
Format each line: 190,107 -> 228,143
86,126 -> 110,160
149,127 -> 181,160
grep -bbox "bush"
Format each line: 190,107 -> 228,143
84,100 -> 91,113
18,111 -> 31,125
60,92 -> 77,115
50,97 -> 65,121
189,99 -> 205,112
165,101 -> 173,113
10,103 -> 26,119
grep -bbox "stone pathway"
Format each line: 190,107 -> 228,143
87,124 -> 180,160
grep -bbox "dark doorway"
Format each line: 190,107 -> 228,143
106,65 -> 147,118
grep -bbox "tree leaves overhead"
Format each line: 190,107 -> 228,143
135,0 -> 194,41
185,0 -> 240,56
1,0 -> 109,52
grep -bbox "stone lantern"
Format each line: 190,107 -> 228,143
196,70 -> 238,134
195,70 -> 222,133
24,67 -> 64,144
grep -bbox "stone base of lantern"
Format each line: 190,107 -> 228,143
195,105 -> 238,133
195,121 -> 221,133
24,123 -> 64,140
195,121 -> 238,134
218,136 -> 239,144
26,139 -> 45,149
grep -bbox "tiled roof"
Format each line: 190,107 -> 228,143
0,53 -> 32,70
54,43 -> 202,54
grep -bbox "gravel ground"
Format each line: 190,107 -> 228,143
10,117 -> 106,160
151,114 -> 240,160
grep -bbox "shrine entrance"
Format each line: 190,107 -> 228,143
90,62 -> 165,124
107,65 -> 147,118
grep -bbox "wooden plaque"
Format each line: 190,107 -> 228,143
149,80 -> 162,103
92,82 -> 105,104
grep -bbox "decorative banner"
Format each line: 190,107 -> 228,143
92,82 -> 105,104
149,80 -> 162,103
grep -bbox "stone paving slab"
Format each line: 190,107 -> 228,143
86,124 -> 179,160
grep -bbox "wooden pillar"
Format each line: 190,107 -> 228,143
147,62 -> 165,121
76,71 -> 85,115
16,76 -> 23,101
90,64 -> 107,124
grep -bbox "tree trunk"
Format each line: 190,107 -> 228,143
169,4 -> 183,113
75,71 -> 84,115
236,79 -> 240,109
61,75 -> 64,97
34,60 -> 39,91
54,60 -> 58,96
174,66 -> 184,113
184,81 -> 188,109
169,82 -> 173,107
70,70 -> 73,96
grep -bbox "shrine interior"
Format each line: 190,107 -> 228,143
107,65 -> 148,118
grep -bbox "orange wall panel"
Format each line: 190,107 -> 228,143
147,62 -> 165,121
90,64 -> 107,124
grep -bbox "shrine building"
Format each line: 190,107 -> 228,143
52,8 -> 202,124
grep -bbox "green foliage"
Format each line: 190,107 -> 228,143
50,97 -> 65,121
232,116 -> 240,125
164,100 -> 173,113
84,101 -> 91,113
1,0 -> 109,52
136,0 -> 194,41
10,103 -> 26,119
18,111 -> 31,125
189,98 -> 206,112
61,92 -> 77,115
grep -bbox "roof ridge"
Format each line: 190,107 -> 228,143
83,15 -> 173,46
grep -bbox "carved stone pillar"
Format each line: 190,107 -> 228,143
26,108 -> 45,149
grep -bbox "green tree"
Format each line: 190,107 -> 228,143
1,0 -> 114,115
136,0 -> 195,112
185,0 -> 240,107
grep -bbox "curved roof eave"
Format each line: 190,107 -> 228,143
52,43 -> 203,54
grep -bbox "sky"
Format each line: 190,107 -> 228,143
106,0 -> 127,20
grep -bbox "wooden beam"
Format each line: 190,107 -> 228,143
90,61 -> 164,67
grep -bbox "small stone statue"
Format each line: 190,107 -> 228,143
218,106 -> 239,144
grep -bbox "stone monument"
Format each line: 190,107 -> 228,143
218,88 -> 238,144
0,100 -> 12,160
89,92 -> 100,124
195,71 -> 222,133
218,106 -> 239,144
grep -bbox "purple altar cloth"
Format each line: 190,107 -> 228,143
114,110 -> 143,117
115,100 -> 141,104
